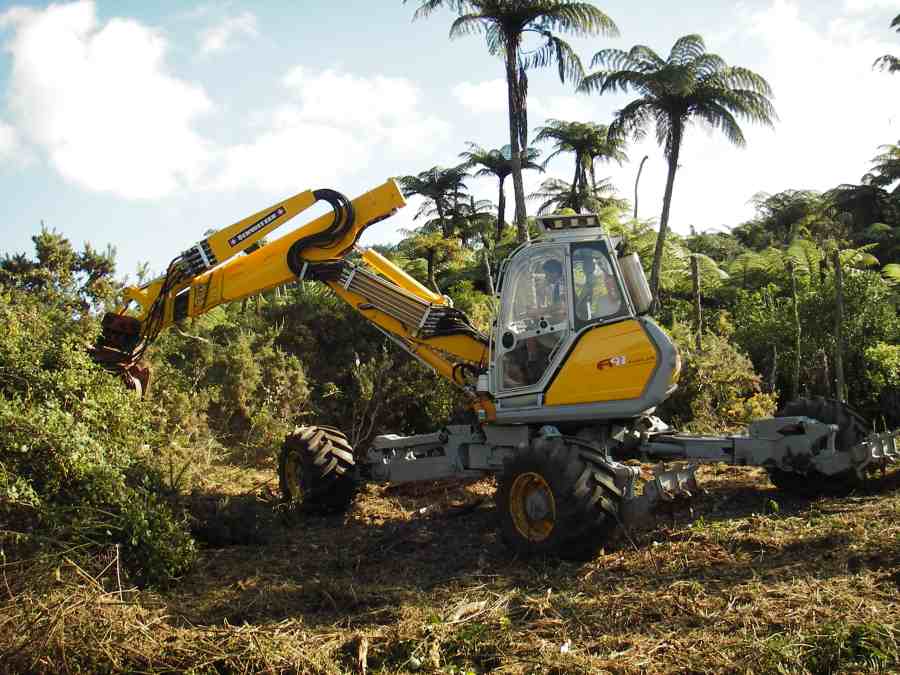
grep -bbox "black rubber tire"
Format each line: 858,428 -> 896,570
278,426 -> 357,513
495,436 -> 620,561
768,396 -> 869,496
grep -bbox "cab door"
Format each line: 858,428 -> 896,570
494,244 -> 571,393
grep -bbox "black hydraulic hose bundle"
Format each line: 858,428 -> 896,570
133,255 -> 188,361
286,189 -> 356,278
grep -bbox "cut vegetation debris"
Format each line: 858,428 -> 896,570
2,463 -> 898,674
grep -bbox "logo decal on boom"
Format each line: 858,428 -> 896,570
228,206 -> 286,247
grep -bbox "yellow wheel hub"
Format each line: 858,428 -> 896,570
509,472 -> 556,542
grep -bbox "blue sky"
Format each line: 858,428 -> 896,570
1,0 -> 898,279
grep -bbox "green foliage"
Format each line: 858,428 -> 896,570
0,227 -> 120,312
803,621 -> 898,674
581,33 -> 776,299
0,288 -> 196,585
446,279 -> 494,332
659,323 -> 776,432
408,0 -> 619,241
398,229 -> 464,292
863,342 -> 900,426
397,165 -> 470,239
528,176 -> 628,215
459,142 -> 542,239
730,270 -> 900,422
150,309 -> 309,461
533,119 -> 627,214
271,284 -> 464,439
873,13 -> 900,73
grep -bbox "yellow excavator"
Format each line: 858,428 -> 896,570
92,180 -> 899,558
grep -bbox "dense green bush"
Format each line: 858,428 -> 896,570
731,271 -> 899,421
658,322 -> 777,432
269,283 -> 464,446
150,306 -> 309,461
0,288 -> 196,585
863,342 -> 900,427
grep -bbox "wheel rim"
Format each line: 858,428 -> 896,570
283,453 -> 303,500
509,472 -> 556,542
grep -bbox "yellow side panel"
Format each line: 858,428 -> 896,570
544,320 -> 658,405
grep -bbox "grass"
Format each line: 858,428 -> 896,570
1,461 -> 898,674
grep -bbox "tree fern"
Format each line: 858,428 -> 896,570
579,33 -> 775,308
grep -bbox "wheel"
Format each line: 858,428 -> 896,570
278,426 -> 357,512
767,397 -> 869,496
495,436 -> 621,560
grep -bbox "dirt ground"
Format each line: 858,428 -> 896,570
3,462 -> 899,674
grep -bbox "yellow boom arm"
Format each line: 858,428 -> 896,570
96,180 -> 490,406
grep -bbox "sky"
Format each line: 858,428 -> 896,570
0,0 -> 898,279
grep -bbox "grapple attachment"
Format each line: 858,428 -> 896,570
89,313 -> 151,397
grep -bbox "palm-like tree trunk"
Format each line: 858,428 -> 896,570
505,41 -> 529,243
634,155 -> 648,219
426,250 -> 439,293
691,255 -> 702,350
496,176 -> 507,241
480,229 -> 495,295
570,153 -> 581,211
832,249 -> 845,402
650,121 -> 683,310
435,201 -> 450,239
788,259 -> 801,400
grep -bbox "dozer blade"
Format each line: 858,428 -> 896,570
620,464 -> 700,529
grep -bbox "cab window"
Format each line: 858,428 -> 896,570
571,244 -> 626,327
498,246 -> 569,389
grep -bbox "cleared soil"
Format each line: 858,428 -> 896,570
3,461 -> 899,674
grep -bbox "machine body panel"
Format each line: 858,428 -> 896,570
544,319 -> 658,405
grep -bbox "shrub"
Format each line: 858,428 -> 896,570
149,306 -> 309,461
659,322 -> 777,432
863,342 -> 900,428
446,279 -> 495,333
0,289 -> 196,585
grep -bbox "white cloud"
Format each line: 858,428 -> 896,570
843,0 -> 898,13
2,0 -> 213,199
215,67 -> 450,193
0,120 -> 19,161
530,95 -> 596,126
452,78 -> 507,114
452,78 -> 596,124
198,11 -> 258,56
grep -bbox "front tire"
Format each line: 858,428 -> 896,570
278,426 -> 357,512
496,437 -> 621,560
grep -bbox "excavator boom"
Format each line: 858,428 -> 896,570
91,180 -> 489,398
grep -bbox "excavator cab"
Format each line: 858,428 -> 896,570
487,214 -> 681,423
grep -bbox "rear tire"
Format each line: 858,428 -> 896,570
496,437 -> 620,561
767,397 -> 869,496
278,426 -> 357,513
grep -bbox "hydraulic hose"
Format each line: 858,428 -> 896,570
287,188 -> 355,277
